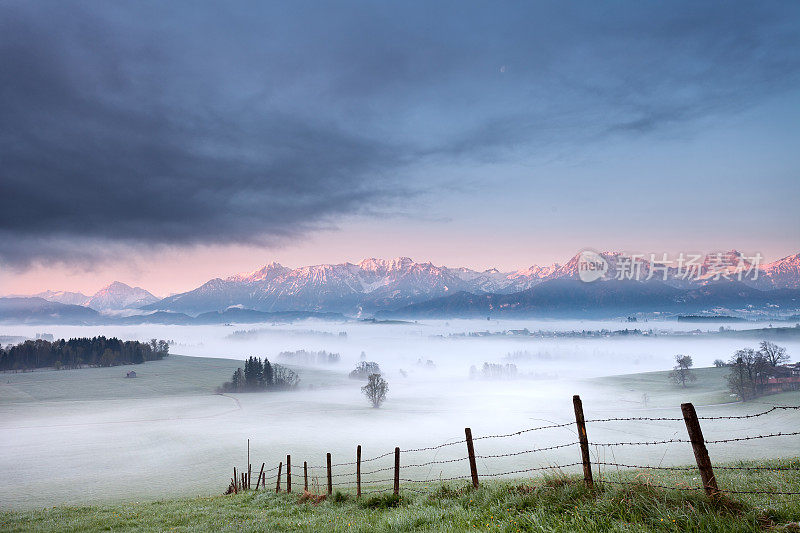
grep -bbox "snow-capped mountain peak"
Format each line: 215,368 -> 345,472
32,290 -> 90,306
85,282 -> 159,311
758,252 -> 800,289
357,257 -> 415,274
227,261 -> 290,283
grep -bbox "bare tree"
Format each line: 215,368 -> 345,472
758,341 -> 789,367
669,354 -> 696,387
726,347 -> 771,401
361,373 -> 388,408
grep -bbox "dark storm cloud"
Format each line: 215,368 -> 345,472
1,1 -> 799,267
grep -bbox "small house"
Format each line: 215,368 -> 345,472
126,371 -> 137,378
764,376 -> 800,394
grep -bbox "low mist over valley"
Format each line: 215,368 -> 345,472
2,318 -> 799,509
2,1 -> 799,529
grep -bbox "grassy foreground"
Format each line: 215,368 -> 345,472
2,459 -> 799,532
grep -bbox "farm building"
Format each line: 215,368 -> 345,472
761,363 -> 800,394
764,376 -> 800,394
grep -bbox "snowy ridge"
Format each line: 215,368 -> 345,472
84,282 -> 159,311
25,250 -> 800,316
144,251 -> 800,315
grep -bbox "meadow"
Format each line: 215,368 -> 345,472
1,319 -> 799,513
2,458 -> 799,532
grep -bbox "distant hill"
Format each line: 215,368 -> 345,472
377,279 -> 800,319
0,297 -> 100,324
676,315 -> 747,323
114,311 -> 195,325
0,298 -> 343,326
193,308 -> 345,324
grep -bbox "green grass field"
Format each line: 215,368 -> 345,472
2,355 -> 799,519
2,458 -> 798,532
0,355 -> 242,403
0,355 -> 349,403
591,366 -> 734,408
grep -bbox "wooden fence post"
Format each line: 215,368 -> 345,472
304,461 -> 308,492
286,455 -> 292,494
681,402 -> 720,498
356,445 -> 362,498
394,447 -> 400,496
247,439 -> 250,487
233,467 -> 238,493
573,394 -> 594,489
248,463 -> 252,490
465,427 -> 479,489
256,463 -> 265,490
326,453 -> 333,495
276,462 -> 282,493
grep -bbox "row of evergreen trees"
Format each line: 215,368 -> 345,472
0,337 -> 169,371
219,356 -> 299,392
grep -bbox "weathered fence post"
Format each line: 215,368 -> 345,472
356,445 -> 362,498
286,455 -> 292,494
681,402 -> 720,498
256,463 -> 265,490
465,427 -> 479,489
394,447 -> 400,496
261,472 -> 265,488
247,439 -> 250,487
304,461 -> 308,492
573,394 -> 594,489
233,467 -> 238,493
326,453 -> 333,495
276,462 -> 282,493
248,463 -> 252,490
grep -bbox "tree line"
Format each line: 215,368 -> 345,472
0,337 -> 169,371
725,341 -> 790,401
667,341 -> 792,401
277,349 -> 340,365
218,356 -> 299,393
470,362 -> 519,380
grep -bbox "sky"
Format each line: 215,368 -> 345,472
1,1 -> 799,296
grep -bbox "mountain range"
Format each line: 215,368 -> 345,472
4,251 -> 800,323
26,282 -> 159,311
140,251 -> 800,315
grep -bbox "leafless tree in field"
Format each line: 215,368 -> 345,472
361,373 -> 388,408
669,354 -> 696,387
758,341 -> 789,367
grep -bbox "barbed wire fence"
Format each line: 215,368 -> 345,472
226,398 -> 800,499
